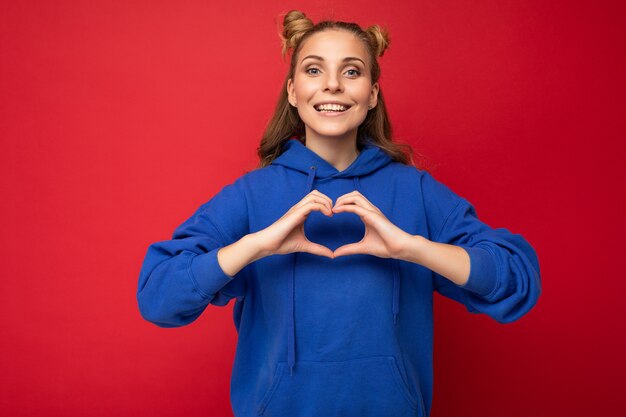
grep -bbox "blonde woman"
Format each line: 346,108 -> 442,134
137,10 -> 541,417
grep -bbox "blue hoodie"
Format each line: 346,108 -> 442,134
137,137 -> 541,417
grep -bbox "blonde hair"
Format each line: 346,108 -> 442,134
257,10 -> 419,168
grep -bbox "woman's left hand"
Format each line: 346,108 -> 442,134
331,191 -> 413,259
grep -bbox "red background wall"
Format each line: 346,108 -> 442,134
1,1 -> 624,416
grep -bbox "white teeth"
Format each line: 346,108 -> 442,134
316,103 -> 348,112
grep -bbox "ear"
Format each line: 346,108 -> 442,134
287,78 -> 296,107
369,82 -> 379,109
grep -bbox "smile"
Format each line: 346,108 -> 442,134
314,103 -> 351,113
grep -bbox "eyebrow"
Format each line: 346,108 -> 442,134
300,55 -> 366,66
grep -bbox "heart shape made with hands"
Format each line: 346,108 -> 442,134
303,208 -> 366,253
296,190 -> 405,259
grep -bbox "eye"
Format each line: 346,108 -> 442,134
305,67 -> 321,75
345,68 -> 361,77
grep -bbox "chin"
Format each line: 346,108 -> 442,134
310,129 -> 357,140
304,123 -> 361,139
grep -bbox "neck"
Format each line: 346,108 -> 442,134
303,130 -> 360,172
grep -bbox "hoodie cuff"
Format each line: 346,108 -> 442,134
189,248 -> 235,299
458,246 -> 498,297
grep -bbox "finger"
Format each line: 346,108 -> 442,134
351,190 -> 377,208
310,189 -> 330,197
354,192 -> 377,208
331,202 -> 372,218
295,195 -> 333,213
333,195 -> 378,212
334,190 -> 359,207
334,191 -> 381,213
298,201 -> 333,218
309,189 -> 334,207
282,202 -> 332,230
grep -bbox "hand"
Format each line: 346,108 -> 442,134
255,190 -> 336,259
331,191 -> 412,259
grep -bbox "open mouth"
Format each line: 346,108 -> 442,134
314,103 -> 351,113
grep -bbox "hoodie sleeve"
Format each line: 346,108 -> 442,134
136,179 -> 250,328
421,172 -> 542,324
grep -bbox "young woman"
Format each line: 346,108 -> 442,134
137,10 -> 542,417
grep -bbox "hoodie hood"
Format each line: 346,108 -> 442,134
271,136 -> 394,179
271,136 -> 399,376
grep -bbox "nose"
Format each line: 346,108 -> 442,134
323,71 -> 343,93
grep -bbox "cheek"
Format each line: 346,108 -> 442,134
296,84 -> 318,100
351,83 -> 374,102
292,75 -> 317,99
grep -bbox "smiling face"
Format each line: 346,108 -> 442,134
287,29 -> 379,143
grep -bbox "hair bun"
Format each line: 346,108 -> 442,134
279,10 -> 314,59
365,24 -> 390,57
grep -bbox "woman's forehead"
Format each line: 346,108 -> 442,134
298,30 -> 369,64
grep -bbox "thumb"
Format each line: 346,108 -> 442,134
333,242 -> 364,258
302,242 -> 335,259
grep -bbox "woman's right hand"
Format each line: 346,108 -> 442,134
253,190 -> 335,259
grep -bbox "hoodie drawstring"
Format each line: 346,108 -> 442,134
392,258 -> 400,324
353,176 -> 401,324
287,166 -> 400,376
